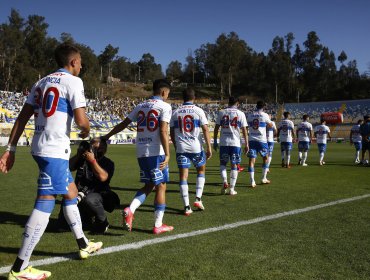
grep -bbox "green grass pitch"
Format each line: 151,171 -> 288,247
1,143 -> 370,279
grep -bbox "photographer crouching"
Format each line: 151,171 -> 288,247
68,137 -> 120,233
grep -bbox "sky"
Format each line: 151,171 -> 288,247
1,0 -> 370,74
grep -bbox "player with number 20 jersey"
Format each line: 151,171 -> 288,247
28,70 -> 86,161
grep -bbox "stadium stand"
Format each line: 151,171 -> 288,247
1,89 -> 368,142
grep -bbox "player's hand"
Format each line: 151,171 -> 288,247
206,149 -> 212,160
159,155 -> 170,170
79,130 -> 89,139
213,142 -> 218,151
244,145 -> 249,154
0,151 -> 15,173
83,151 -> 96,163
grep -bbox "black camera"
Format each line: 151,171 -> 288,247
77,185 -> 91,204
78,140 -> 91,154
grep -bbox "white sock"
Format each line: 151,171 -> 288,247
286,152 -> 291,165
154,204 -> 165,228
267,156 -> 272,166
63,204 -> 88,243
180,181 -> 189,207
355,151 -> 360,160
130,191 -> 147,213
303,152 -> 308,163
248,167 -> 255,183
262,167 -> 268,180
230,169 -> 238,188
320,152 -> 324,162
220,165 -> 227,182
18,209 -> 50,270
298,152 -> 302,160
195,175 -> 205,199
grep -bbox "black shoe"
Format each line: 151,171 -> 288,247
91,219 -> 109,234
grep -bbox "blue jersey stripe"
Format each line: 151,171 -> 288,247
57,97 -> 73,116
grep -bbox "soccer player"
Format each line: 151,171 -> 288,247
213,96 -> 248,195
350,119 -> 363,164
102,79 -> 174,234
314,119 -> 332,165
277,112 -> 295,168
246,101 -> 271,188
296,114 -> 313,166
170,88 -> 212,215
0,43 -> 102,280
266,114 -> 277,171
359,115 -> 370,165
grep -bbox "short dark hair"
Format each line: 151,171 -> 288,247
228,96 -> 239,106
183,87 -> 195,102
54,43 -> 80,68
256,101 -> 265,109
303,114 -> 309,120
153,79 -> 171,95
283,111 -> 291,118
358,119 -> 363,124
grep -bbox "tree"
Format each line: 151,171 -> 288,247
24,15 -> 49,69
98,44 -> 119,81
338,51 -> 347,65
0,9 -> 25,91
166,60 -> 183,82
138,53 -> 163,82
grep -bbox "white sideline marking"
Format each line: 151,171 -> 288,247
1,193 -> 370,274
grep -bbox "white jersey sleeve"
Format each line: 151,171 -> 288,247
266,121 -> 276,142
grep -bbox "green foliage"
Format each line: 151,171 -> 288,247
0,9 -> 368,102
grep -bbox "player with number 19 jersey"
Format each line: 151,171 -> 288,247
128,96 -> 172,159
26,69 -> 86,160
247,111 -> 271,143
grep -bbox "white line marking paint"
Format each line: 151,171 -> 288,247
1,193 -> 369,274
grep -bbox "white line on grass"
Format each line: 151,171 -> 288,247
1,193 -> 370,274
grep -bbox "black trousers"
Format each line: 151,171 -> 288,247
79,190 -> 120,224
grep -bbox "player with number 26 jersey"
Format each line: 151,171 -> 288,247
26,69 -> 86,160
128,97 -> 172,158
